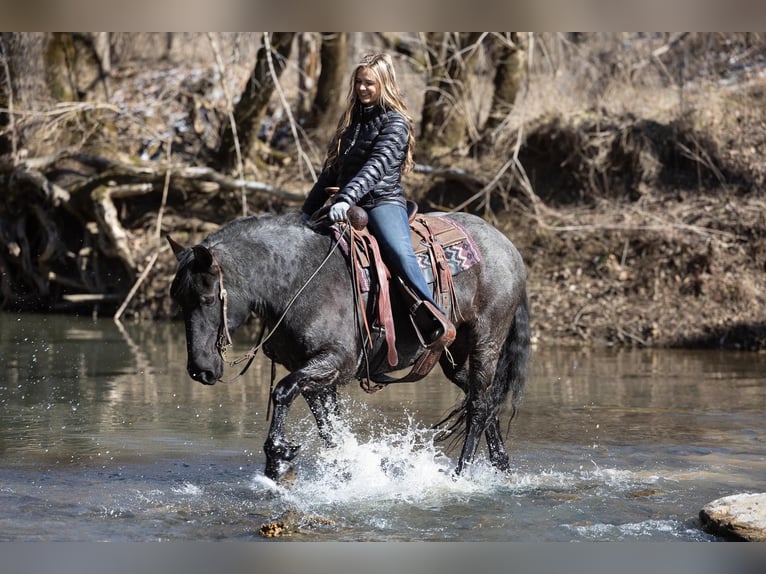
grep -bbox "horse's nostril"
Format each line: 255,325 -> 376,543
189,368 -> 217,385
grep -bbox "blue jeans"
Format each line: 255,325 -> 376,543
366,203 -> 441,312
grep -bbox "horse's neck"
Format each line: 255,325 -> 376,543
224,223 -> 326,320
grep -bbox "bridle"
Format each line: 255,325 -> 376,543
215,264 -> 233,357
212,260 -> 269,383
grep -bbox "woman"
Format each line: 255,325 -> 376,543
300,53 -> 454,348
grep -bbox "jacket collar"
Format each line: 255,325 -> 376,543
356,102 -> 383,120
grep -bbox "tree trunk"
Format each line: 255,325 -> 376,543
0,34 -> 13,157
0,33 -> 51,158
483,33 -> 526,134
297,33 -> 319,117
305,33 -> 348,139
45,33 -> 110,102
419,32 -> 482,157
1,33 -> 112,160
216,32 -> 295,171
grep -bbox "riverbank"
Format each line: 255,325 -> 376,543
500,187 -> 766,350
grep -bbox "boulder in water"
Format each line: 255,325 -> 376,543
700,493 -> 766,541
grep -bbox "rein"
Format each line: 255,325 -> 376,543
214,223 -> 347,383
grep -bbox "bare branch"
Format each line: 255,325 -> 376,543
155,135 -> 172,242
0,35 -> 18,164
91,185 -> 136,275
114,248 -> 162,323
207,32 -> 247,216
263,32 -> 316,182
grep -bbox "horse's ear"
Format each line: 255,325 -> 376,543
191,245 -> 214,271
166,235 -> 186,261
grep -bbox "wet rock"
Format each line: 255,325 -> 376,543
700,493 -> 766,541
258,508 -> 335,538
626,488 -> 664,499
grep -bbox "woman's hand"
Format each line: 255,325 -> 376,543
329,201 -> 351,223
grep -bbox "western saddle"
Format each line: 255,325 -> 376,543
316,201 -> 470,391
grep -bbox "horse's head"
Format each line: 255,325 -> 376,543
168,235 -> 228,385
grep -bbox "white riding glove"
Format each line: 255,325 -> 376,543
329,201 -> 350,223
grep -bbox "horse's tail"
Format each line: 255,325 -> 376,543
495,288 -> 531,420
436,289 -> 531,445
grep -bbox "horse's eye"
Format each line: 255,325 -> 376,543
201,295 -> 216,306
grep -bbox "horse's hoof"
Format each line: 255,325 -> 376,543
265,438 -> 301,461
490,454 -> 511,472
380,456 -> 411,479
266,459 -> 297,485
282,443 -> 300,461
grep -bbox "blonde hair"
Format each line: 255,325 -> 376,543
325,53 -> 415,174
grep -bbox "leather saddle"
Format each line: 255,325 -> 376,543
316,201 -> 470,390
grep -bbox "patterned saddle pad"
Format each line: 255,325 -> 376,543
411,215 -> 482,285
335,213 -> 482,292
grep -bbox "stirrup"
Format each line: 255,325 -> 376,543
412,300 -> 456,349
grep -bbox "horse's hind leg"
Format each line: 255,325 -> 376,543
439,328 -> 493,475
481,296 -> 530,474
455,299 -> 529,475
485,418 -> 510,471
302,387 -> 339,448
454,390 -> 511,474
454,398 -> 487,475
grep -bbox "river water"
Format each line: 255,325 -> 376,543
0,313 -> 764,542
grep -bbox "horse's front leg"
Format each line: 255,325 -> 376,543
264,371 -> 304,483
264,358 -> 344,483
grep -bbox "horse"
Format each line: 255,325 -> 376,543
168,210 -> 530,483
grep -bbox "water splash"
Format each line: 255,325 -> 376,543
171,482 -> 203,496
249,406 -> 517,514
568,519 -> 709,541
243,397 -> 715,541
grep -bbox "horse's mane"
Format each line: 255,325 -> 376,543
169,212 -> 306,300
169,248 -> 195,300
203,214 -> 268,247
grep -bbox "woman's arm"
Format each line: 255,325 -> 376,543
301,162 -> 339,216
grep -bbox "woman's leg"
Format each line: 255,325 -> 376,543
367,203 -> 455,347
366,203 -> 440,309
366,203 -> 455,347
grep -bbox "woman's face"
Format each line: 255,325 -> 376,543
354,67 -> 380,105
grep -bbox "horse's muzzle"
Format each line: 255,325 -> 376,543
188,367 -> 218,385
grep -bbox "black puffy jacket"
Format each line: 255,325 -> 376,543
302,103 -> 410,216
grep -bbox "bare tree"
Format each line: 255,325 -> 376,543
1,33 -> 51,158
296,33 -> 320,117
305,33 -> 348,138
419,32 -> 483,156
481,33 -> 526,139
45,33 -> 110,102
216,32 -> 295,171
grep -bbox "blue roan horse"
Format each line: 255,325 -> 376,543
169,210 -> 530,482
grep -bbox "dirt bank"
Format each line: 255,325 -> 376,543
410,79 -> 766,350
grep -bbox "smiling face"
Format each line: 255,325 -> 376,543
354,67 -> 380,105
